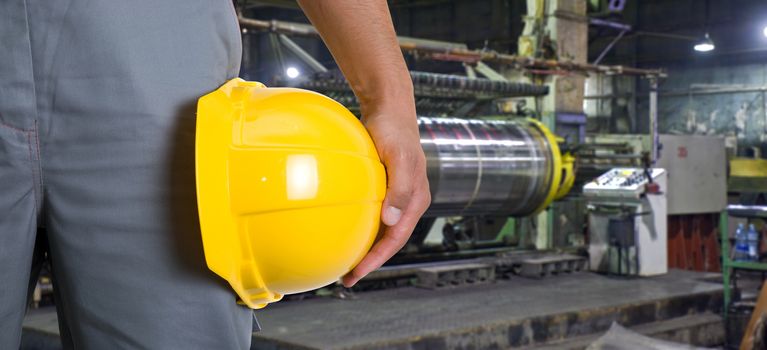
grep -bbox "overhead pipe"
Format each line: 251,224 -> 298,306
297,71 -> 549,97
238,16 -> 666,77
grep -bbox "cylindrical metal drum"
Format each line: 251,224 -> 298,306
420,117 -> 560,217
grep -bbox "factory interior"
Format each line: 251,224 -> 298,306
19,0 -> 767,349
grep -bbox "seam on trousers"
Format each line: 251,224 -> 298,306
31,121 -> 43,218
22,0 -> 43,219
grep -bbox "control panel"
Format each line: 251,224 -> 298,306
583,168 -> 665,199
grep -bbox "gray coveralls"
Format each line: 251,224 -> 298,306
0,1 -> 253,348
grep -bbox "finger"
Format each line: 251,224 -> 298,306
381,153 -> 423,226
342,186 -> 430,287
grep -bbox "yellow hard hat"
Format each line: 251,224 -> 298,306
195,78 -> 386,309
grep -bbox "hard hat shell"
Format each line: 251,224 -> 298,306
195,78 -> 385,309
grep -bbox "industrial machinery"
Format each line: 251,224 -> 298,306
577,134 -> 651,190
286,70 -> 578,257
584,168 -> 668,276
195,76 -> 581,303
296,71 -> 549,117
420,117 -> 574,218
230,14 -> 665,293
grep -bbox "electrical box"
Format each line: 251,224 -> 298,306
656,134 -> 726,215
584,168 -> 667,276
584,168 -> 665,199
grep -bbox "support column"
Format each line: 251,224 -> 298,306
525,0 -> 588,250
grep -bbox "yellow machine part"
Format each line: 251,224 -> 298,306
195,78 -> 386,309
555,152 -> 576,200
730,157 -> 767,177
527,118 -> 575,213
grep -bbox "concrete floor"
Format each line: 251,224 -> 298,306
22,269 -> 724,349
251,269 -> 722,349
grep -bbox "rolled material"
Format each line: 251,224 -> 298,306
408,71 -> 549,97
299,71 -> 549,97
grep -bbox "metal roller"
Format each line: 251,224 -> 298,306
420,117 -> 572,217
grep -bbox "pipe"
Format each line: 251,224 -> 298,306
277,34 -> 328,73
649,78 -> 659,164
238,16 -> 666,77
300,71 -> 550,97
237,16 -> 468,51
589,18 -> 631,31
587,86 -> 767,101
593,29 -> 627,65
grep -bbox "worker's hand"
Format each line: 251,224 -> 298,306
341,103 -> 431,287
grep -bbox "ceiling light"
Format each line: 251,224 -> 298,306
286,67 -> 300,79
693,33 -> 715,52
763,26 -> 767,38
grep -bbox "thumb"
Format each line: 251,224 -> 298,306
381,180 -> 411,227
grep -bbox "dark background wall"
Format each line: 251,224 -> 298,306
593,0 -> 767,67
591,0 -> 767,151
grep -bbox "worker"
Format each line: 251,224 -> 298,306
0,1 -> 430,348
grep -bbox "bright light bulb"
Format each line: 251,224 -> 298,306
285,67 -> 300,79
763,26 -> 767,38
694,42 -> 715,52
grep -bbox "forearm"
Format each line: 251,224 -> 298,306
297,1 -> 429,287
296,1 -> 414,119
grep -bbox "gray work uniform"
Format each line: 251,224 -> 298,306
0,1 -> 253,348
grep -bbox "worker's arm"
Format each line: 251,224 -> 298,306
297,1 -> 431,287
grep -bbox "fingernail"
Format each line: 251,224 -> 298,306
383,206 -> 402,226
342,275 -> 358,288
